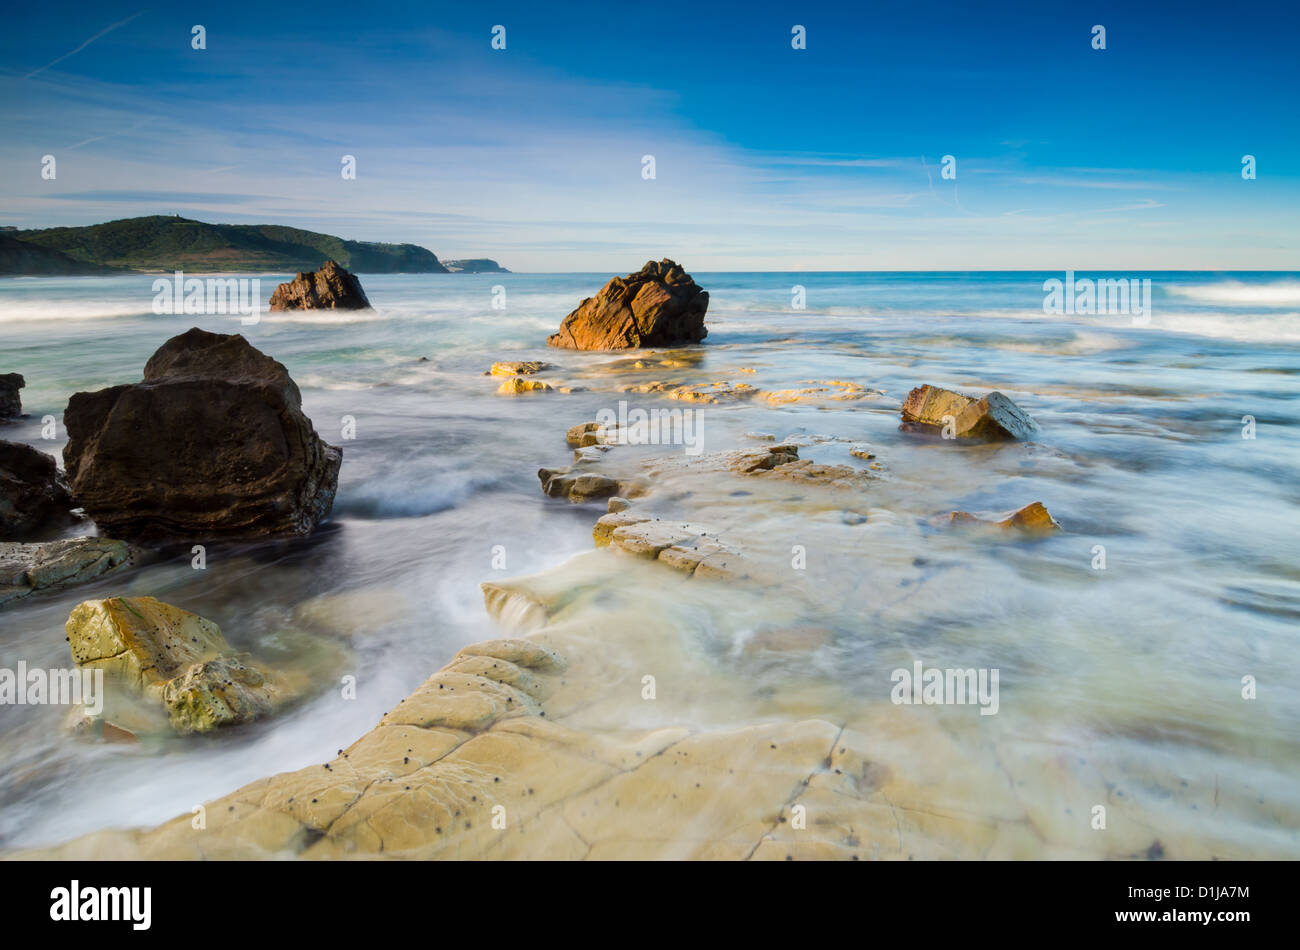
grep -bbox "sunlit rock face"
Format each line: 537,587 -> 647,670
548,259 -> 708,350
900,384 -> 1039,441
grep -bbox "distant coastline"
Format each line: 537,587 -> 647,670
0,216 -> 507,277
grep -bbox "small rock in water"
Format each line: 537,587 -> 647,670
566,421 -> 620,447
65,596 -> 283,735
0,373 -> 24,421
900,384 -> 1038,440
538,467 -> 622,502
0,439 -> 74,539
497,376 -> 553,395
946,501 -> 1061,536
489,360 -> 552,376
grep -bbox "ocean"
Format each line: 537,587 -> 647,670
1,270 -> 1297,855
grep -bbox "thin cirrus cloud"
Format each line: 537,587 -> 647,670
0,6 -> 1295,270
21,10 -> 146,80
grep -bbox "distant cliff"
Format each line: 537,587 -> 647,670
441,259 -> 511,273
4,216 -> 451,275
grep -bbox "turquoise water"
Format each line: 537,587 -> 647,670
1,270 -> 1298,853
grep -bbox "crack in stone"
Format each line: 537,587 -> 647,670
743,723 -> 845,860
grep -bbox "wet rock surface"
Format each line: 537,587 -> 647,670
62,328 -> 342,543
65,596 -> 283,735
0,439 -> 74,539
900,384 -> 1039,440
946,501 -> 1062,536
0,537 -> 143,605
0,373 -> 23,421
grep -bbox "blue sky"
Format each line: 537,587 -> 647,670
1,0 -> 1296,270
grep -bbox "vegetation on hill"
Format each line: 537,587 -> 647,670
8,216 -> 450,274
0,233 -> 125,276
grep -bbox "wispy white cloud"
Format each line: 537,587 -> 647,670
1014,175 -> 1173,191
22,10 -> 146,80
1095,198 -> 1166,213
0,35 -> 1295,270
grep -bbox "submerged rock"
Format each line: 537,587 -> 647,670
62,328 -> 342,543
268,260 -> 370,311
0,439 -> 74,539
548,259 -> 708,350
639,380 -> 758,403
489,361 -> 551,376
0,537 -> 142,605
900,384 -> 1038,440
764,380 -> 876,405
947,501 -> 1062,536
0,373 -> 23,421
65,596 -> 281,734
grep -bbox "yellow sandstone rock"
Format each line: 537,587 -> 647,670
489,361 -> 552,376
65,596 -> 282,735
947,501 -> 1062,536
497,376 -> 553,395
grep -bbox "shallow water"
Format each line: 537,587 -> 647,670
1,270 -> 1297,854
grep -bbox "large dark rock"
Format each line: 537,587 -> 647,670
268,260 -> 370,311
62,328 -> 342,543
0,439 -> 74,539
547,259 -> 708,350
0,373 -> 23,420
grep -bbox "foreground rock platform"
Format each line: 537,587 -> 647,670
15,415 -> 1290,861
21,582 -> 1278,859
62,328 -> 342,543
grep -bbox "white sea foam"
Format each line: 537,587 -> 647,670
1166,279 -> 1300,308
0,299 -> 151,323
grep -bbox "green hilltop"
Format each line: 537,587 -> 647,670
7,216 -> 451,274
